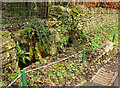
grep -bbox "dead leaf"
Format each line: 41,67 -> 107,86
41,68 -> 45,72
49,81 -> 56,86
103,32 -> 107,36
66,81 -> 71,85
35,80 -> 43,84
43,71 -> 48,74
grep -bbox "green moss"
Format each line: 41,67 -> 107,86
0,31 -> 9,36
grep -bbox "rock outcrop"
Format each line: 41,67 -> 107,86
0,32 -> 18,69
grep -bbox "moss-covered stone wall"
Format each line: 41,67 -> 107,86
49,5 -> 118,32
79,5 -> 118,31
1,5 -> 118,70
0,31 -> 18,69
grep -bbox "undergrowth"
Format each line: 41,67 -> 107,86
2,24 -> 118,87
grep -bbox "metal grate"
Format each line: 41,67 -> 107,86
90,68 -> 118,86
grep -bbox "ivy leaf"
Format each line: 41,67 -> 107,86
98,59 -> 101,63
58,21 -> 62,24
25,57 -> 30,61
57,72 -> 62,77
22,57 -> 26,64
72,8 -> 79,14
24,52 -> 30,55
75,33 -> 78,37
72,52 -> 76,54
71,13 -> 75,19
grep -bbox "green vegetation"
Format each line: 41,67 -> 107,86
84,25 -> 118,49
0,30 -> 9,35
56,7 -> 88,52
2,3 -> 118,86
16,41 -> 30,64
2,15 -> 118,87
14,17 -> 53,64
24,17 -> 51,55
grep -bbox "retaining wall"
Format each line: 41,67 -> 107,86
1,5 -> 118,70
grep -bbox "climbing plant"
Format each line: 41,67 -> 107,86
57,6 -> 87,50
23,17 -> 51,60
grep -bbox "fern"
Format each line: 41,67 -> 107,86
16,41 -> 30,64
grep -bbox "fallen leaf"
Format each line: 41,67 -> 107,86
49,81 -> 56,86
66,81 -> 71,85
35,80 -> 43,84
